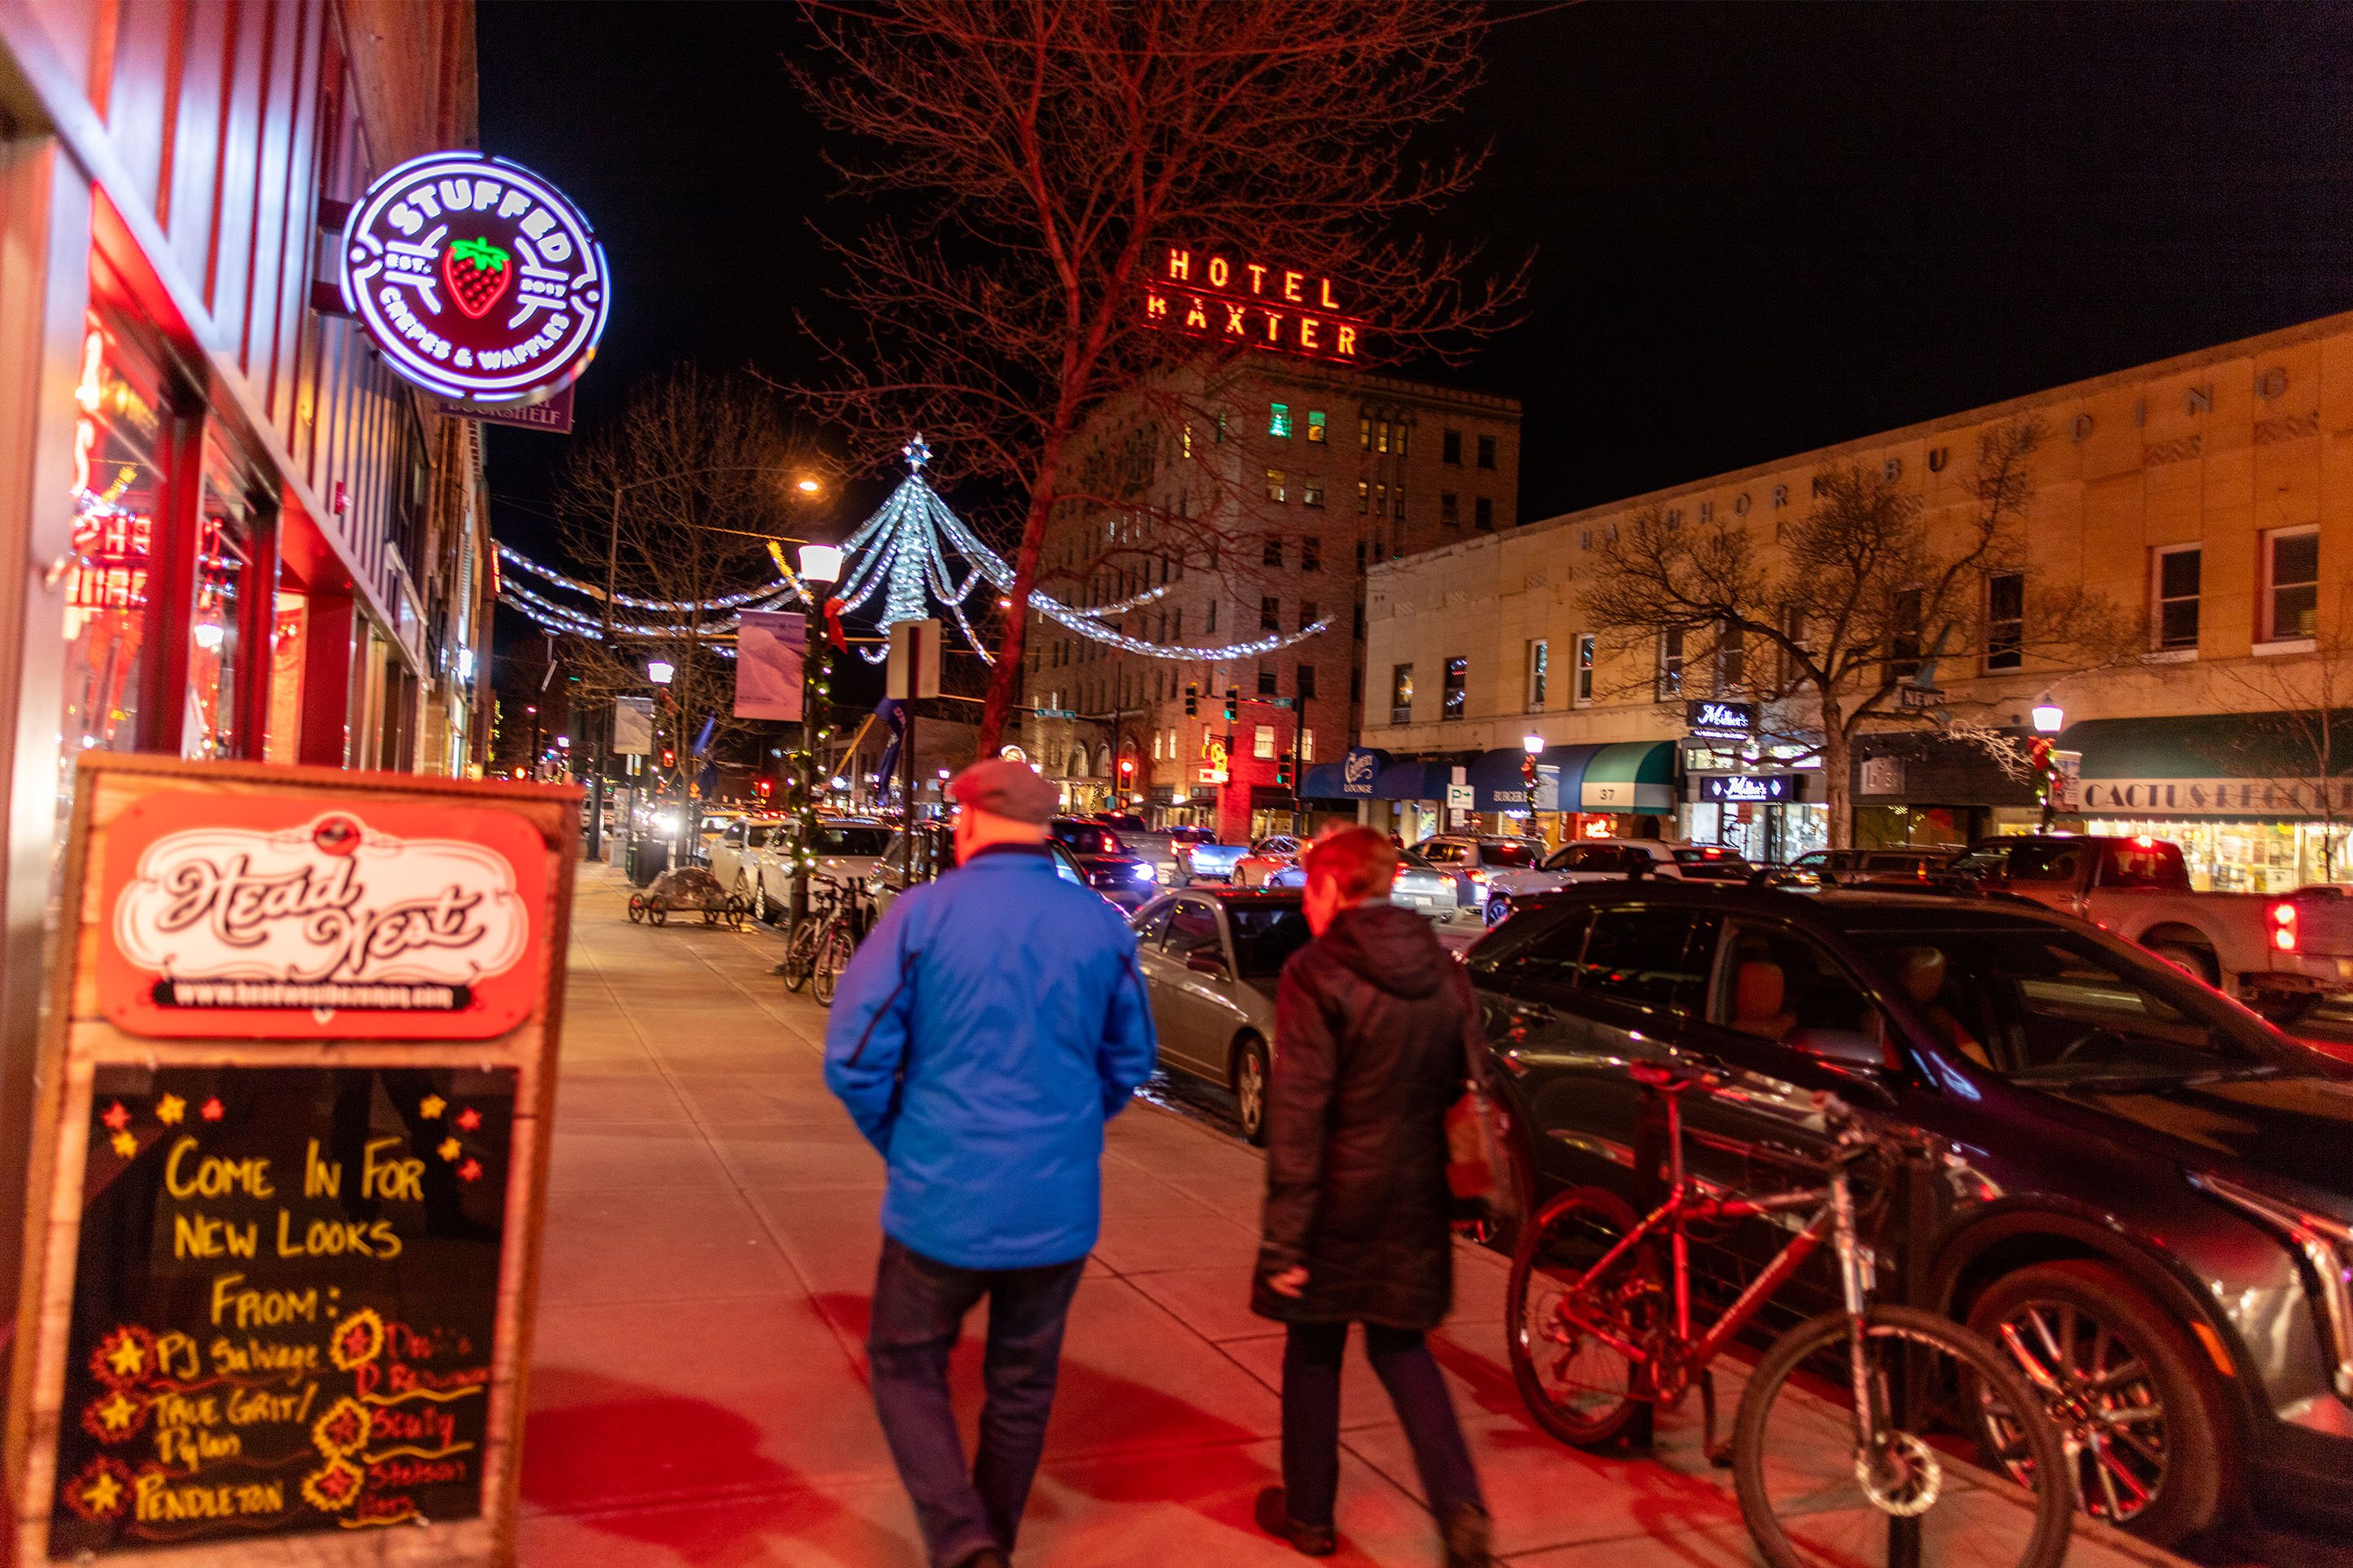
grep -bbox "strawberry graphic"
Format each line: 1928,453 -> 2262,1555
441,236 -> 511,319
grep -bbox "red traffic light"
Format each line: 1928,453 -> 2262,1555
1120,758 -> 1134,775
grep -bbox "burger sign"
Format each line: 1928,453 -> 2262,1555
339,151 -> 610,404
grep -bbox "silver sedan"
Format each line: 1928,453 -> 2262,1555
1127,889 -> 1312,1145
1267,849 -> 1458,919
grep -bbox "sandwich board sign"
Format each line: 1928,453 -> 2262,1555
7,754 -> 578,1566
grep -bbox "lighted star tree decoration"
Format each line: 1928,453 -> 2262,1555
830,433 -> 1329,665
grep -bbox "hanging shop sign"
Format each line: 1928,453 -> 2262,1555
1142,248 -> 1365,363
1684,699 -> 1756,743
7,755 -> 576,1568
340,152 -> 611,404
1698,772 -> 1802,804
1340,747 -> 1384,798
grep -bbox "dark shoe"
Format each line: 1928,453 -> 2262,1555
1255,1485 -> 1337,1557
1440,1500 -> 1494,1567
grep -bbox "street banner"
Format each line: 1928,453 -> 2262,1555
7,755 -> 578,1568
733,610 -> 806,722
886,619 -> 942,702
612,695 -> 653,756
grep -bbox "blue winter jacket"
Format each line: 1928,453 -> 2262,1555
823,844 -> 1159,1270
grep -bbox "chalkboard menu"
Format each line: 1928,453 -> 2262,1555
46,1066 -> 513,1554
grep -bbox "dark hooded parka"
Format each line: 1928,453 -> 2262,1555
1252,901 -> 1494,1330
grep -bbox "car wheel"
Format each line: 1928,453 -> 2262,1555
1232,1034 -> 1271,1147
1966,1258 -> 2234,1545
2149,940 -> 2219,988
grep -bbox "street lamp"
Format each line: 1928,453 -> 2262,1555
646,658 -> 675,686
2032,696 -> 2064,830
1522,730 -> 1545,793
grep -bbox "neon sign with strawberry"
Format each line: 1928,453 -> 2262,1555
340,152 -> 609,404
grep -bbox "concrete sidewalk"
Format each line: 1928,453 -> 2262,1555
520,862 -> 2177,1566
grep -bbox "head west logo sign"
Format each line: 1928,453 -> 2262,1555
97,796 -> 548,1039
1143,249 -> 1365,363
339,152 -> 610,404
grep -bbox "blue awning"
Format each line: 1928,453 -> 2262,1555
1338,746 -> 1390,797
1300,762 -> 1350,801
1372,758 -> 1454,801
1467,749 -> 1542,812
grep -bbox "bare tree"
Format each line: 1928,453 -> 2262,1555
790,0 -> 1517,748
2214,591 -> 2353,882
1580,419 -> 2132,845
549,368 -> 808,802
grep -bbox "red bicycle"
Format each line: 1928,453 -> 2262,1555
1506,1059 -> 2072,1568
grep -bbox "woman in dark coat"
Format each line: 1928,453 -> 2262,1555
1252,827 -> 1494,1566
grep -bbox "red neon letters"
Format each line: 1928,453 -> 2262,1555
1142,249 -> 1364,363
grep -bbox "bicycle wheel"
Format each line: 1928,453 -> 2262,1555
781,919 -> 820,992
811,926 -> 856,1007
1506,1186 -> 1659,1448
1733,1304 -> 2072,1568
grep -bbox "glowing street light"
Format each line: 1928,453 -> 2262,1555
798,544 -> 844,588
794,476 -> 824,496
2032,697 -> 2064,734
646,658 -> 675,686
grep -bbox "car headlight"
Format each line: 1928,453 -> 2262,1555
1133,862 -> 1157,882
2191,1171 -> 2353,1399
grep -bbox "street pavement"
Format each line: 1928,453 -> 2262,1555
520,862 -> 2190,1566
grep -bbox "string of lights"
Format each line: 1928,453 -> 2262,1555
494,541 -> 805,612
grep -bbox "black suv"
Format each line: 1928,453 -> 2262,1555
1470,880 -> 2353,1547
1046,818 -> 1157,908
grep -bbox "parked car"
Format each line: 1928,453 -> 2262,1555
1788,846 -> 1959,885
1267,848 -> 1459,918
1481,838 -> 1753,925
1181,837 -> 1250,884
1080,815 -> 1188,888
1951,834 -> 2353,1018
708,816 -> 787,893
870,821 -> 1093,921
687,810 -> 746,867
1230,834 -> 1305,888
1129,888 -> 1314,1144
1469,879 -> 2353,1546
1407,834 -> 1549,922
1047,818 -> 1159,908
741,818 -> 894,923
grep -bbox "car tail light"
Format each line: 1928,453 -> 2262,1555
2272,901 -> 2299,953
1468,869 -> 1488,883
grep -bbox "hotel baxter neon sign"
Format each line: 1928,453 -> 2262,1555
1142,249 -> 1366,363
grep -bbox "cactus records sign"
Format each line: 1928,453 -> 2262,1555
339,152 -> 610,404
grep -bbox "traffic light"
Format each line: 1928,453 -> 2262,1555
1276,760 -> 1293,788
755,777 -> 772,801
1185,683 -> 1198,716
1120,757 -> 1135,778
660,747 -> 676,768
1224,686 -> 1238,720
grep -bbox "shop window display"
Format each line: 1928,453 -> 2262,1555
185,460 -> 254,761
61,311 -> 167,758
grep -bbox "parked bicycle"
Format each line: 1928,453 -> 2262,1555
1506,1058 -> 2072,1568
781,874 -> 877,1007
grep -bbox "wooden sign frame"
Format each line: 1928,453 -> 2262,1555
6,755 -> 579,1566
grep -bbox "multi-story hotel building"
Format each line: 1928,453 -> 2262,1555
1019,358 -> 1519,841
0,0 -> 494,1389
1361,308 -> 2353,890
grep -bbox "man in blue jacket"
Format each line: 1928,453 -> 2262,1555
825,758 -> 1158,1568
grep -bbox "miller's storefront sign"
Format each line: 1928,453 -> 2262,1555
339,152 -> 610,404
1143,248 -> 1365,362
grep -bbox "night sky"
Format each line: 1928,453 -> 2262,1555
475,2 -> 2353,554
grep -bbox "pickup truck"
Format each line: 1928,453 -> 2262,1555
1952,834 -> 2353,1018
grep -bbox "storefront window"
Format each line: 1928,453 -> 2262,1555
185,458 -> 254,761
61,311 -> 168,757
267,592 -> 307,764
2082,817 -> 2345,893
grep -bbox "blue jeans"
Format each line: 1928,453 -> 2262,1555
1281,1321 -> 1485,1530
868,1235 -> 1088,1567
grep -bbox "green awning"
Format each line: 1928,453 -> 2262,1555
2062,713 -> 2353,780
1579,741 -> 1677,814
